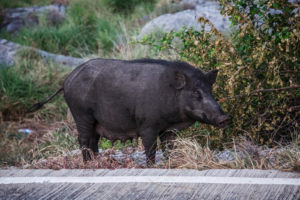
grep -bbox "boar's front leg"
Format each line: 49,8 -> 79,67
159,131 -> 175,155
89,131 -> 100,155
140,129 -> 158,166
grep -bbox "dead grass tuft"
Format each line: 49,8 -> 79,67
166,137 -> 300,172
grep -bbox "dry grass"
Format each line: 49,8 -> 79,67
28,148 -> 144,170
0,110 -> 78,168
165,137 -> 300,172
96,19 -> 180,61
27,142 -> 168,170
14,134 -> 299,172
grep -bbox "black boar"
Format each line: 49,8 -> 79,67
27,58 -> 229,165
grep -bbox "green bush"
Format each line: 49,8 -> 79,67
102,0 -> 156,14
0,0 -> 50,9
136,0 -> 300,148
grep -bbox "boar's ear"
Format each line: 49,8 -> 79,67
206,69 -> 219,86
173,70 -> 186,90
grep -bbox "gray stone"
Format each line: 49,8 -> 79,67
1,4 -> 66,34
216,149 -> 235,162
0,40 -> 19,66
139,0 -> 230,37
61,148 -> 165,167
179,0 -> 206,8
0,39 -> 85,68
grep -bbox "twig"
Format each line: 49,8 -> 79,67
220,85 -> 300,101
290,106 -> 300,110
254,70 -> 300,74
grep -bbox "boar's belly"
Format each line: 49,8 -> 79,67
94,123 -> 139,143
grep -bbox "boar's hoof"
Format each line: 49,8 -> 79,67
82,147 -> 94,162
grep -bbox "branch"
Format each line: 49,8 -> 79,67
220,85 -> 300,102
290,106 -> 300,110
254,70 -> 300,73
250,85 -> 300,93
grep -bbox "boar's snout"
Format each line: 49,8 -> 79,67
215,115 -> 229,129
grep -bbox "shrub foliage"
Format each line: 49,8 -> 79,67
137,0 -> 300,147
102,0 -> 155,14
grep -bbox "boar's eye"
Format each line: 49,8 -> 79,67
193,90 -> 202,100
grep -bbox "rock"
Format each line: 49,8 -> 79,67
45,147 -> 165,167
216,149 -> 235,162
179,0 -> 200,9
0,39 -> 85,67
195,3 -> 230,30
139,0 -> 230,37
104,148 -> 165,166
0,40 -> 16,66
1,4 -> 66,34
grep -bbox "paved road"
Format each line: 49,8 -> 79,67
0,169 -> 299,199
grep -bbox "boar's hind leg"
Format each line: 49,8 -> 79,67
140,129 -> 158,166
74,115 -> 96,162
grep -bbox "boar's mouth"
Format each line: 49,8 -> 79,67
215,115 -> 230,129
187,109 -> 229,128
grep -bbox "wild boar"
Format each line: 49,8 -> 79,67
27,58 -> 229,165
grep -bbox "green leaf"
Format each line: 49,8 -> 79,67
283,7 -> 292,13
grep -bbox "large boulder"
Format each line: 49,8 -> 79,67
1,4 -> 66,34
139,0 -> 230,37
0,39 -> 84,68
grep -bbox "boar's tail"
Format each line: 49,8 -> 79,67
26,87 -> 64,113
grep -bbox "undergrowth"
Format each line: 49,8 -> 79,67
0,0 -> 51,9
0,118 -> 78,167
12,136 -> 299,172
0,59 -> 69,121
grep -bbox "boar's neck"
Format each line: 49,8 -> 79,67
160,94 -> 195,132
165,121 -> 195,132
